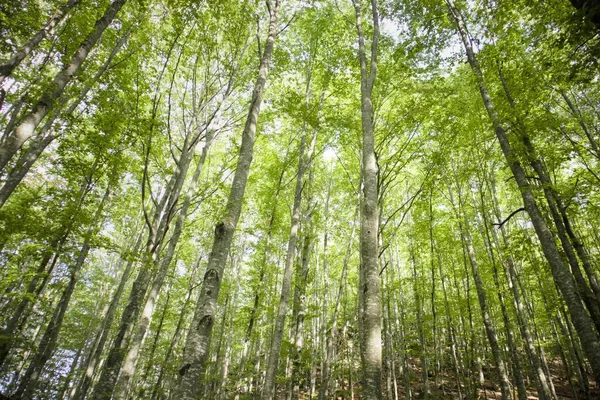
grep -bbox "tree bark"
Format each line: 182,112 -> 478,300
450,181 -> 512,400
445,0 -> 600,383
91,154 -> 189,400
70,228 -> 144,400
0,168 -> 93,370
0,0 -> 128,173
320,200 -> 358,400
352,0 -> 382,398
175,3 -> 280,398
261,107 -> 309,400
12,185 -> 110,399
0,0 -> 83,86
112,132 -> 213,400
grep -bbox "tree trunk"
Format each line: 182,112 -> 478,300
91,155 -> 189,400
235,161 -> 287,396
0,0 -> 82,86
450,182 -> 512,400
559,89 -> 600,158
112,131 -> 213,400
320,200 -> 358,400
12,185 -> 110,399
70,229 -> 144,400
0,0 -> 127,173
445,0 -> 600,383
175,3 -> 279,398
475,182 -> 528,400
352,0 -> 381,398
262,105 -> 309,400
0,169 -> 93,370
150,259 -> 200,400
486,171 -> 555,400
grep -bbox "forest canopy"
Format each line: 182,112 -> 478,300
0,0 -> 599,399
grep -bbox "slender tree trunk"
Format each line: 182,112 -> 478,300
486,171 -> 554,400
175,3 -> 279,398
474,182 -> 528,400
262,102 -> 310,400
411,248 -> 430,399
91,156 -> 188,400
289,230 -> 312,399
0,27 -> 131,209
450,182 -> 512,400
150,260 -> 200,400
0,169 -> 93,369
556,311 -> 590,398
235,162 -> 287,397
352,0 -> 381,398
135,283 -> 171,399
70,229 -> 144,400
320,200 -> 358,400
428,196 -> 440,387
438,248 -> 463,399
445,0 -> 600,383
58,338 -> 83,400
112,132 -> 213,400
12,186 -> 110,399
559,89 -> 600,157
0,0 -> 83,86
0,0 -> 128,173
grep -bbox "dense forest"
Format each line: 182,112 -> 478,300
0,0 -> 599,399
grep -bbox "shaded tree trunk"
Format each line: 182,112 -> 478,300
175,3 -> 280,398
262,103 -> 310,400
450,182 -> 512,400
70,228 -> 144,400
112,130 -> 213,400
0,0 -> 127,173
445,0 -> 600,383
0,0 -> 83,86
12,185 -> 110,399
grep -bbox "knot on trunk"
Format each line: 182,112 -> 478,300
203,268 -> 220,284
215,221 -> 226,239
198,314 -> 213,330
178,363 -> 191,376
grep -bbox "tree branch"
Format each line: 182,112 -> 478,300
493,207 -> 526,229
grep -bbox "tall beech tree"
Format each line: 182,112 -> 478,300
352,0 -> 382,398
176,1 -> 280,398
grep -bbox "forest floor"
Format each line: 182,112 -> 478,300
394,367 -> 600,399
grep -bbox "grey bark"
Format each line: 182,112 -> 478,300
0,0 -> 128,173
559,89 -> 600,157
352,0 -> 382,398
175,3 -> 280,398
486,161 -> 555,400
112,132 -> 213,400
12,185 -> 110,400
410,248 -> 430,399
0,168 -> 93,369
319,198 -> 359,400
235,162 -> 286,396
70,229 -> 144,400
261,110 -> 309,400
150,260 -> 200,400
450,182 -> 512,400
445,0 -> 600,383
91,155 -> 189,400
0,0 -> 83,86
